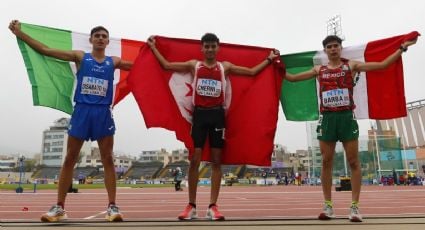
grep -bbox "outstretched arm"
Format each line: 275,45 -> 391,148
147,36 -> 195,72
9,20 -> 83,63
351,39 -> 418,72
112,57 -> 133,71
285,66 -> 319,82
226,50 -> 279,76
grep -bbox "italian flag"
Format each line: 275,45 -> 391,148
16,23 -> 144,114
281,31 -> 420,121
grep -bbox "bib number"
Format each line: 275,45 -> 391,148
196,78 -> 221,97
322,88 -> 350,107
81,76 -> 108,97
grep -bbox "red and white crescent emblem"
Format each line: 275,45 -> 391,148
169,72 -> 232,124
169,72 -> 194,123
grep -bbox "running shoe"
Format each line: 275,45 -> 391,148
206,204 -> 225,221
178,204 -> 197,220
106,204 -> 123,222
40,205 -> 67,222
349,205 -> 363,222
318,204 -> 335,220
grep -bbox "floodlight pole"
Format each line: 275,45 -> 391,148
372,123 -> 383,182
326,15 -> 348,177
326,15 -> 345,40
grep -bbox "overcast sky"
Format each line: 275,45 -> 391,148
1,0 -> 424,156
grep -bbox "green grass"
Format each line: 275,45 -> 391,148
0,183 -> 175,191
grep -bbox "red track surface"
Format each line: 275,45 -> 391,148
1,185 -> 425,221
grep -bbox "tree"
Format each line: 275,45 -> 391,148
24,159 -> 37,172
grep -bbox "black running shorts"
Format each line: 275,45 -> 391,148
191,106 -> 225,149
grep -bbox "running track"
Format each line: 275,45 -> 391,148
1,185 -> 425,222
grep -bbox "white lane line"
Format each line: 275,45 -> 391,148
84,211 -> 106,219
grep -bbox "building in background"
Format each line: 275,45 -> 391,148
170,149 -> 189,163
376,99 -> 425,148
0,155 -> 18,171
138,149 -> 170,166
40,118 -> 91,166
375,99 -> 425,175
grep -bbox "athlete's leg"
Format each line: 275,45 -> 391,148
98,135 -> 116,204
319,140 -> 336,201
57,135 -> 84,204
188,148 -> 202,204
188,108 -> 207,205
342,139 -> 360,202
209,148 -> 222,205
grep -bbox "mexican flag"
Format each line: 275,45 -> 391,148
15,23 -> 144,114
129,36 -> 283,166
281,31 -> 420,121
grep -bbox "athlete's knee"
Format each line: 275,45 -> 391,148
210,155 -> 222,169
210,161 -> 221,171
62,158 -> 77,169
321,157 -> 333,168
347,158 -> 360,169
100,152 -> 114,165
190,158 -> 201,170
63,152 -> 79,167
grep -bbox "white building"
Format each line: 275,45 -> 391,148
138,149 -> 170,166
41,118 -> 91,166
80,146 -> 134,174
0,155 -> 18,170
170,149 -> 189,163
271,144 -> 285,167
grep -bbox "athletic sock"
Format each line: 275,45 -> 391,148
324,200 -> 333,207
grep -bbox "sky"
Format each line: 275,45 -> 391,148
1,0 -> 424,157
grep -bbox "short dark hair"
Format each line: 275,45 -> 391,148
90,26 -> 109,36
322,35 -> 343,48
201,33 -> 219,44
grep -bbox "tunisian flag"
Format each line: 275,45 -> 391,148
128,36 -> 283,166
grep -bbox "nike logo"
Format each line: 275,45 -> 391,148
108,126 -> 114,130
353,130 -> 358,134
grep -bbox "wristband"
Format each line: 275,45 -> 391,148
399,45 -> 408,52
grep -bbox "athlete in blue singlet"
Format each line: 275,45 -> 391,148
69,53 -> 116,141
9,20 -> 133,222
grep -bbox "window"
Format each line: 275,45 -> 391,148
51,148 -> 63,152
43,155 -> 62,160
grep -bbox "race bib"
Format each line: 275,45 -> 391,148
322,88 -> 350,107
81,76 -> 108,97
196,78 -> 222,97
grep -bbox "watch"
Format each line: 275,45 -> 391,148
399,45 -> 408,52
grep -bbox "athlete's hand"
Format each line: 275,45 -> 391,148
147,36 -> 156,49
8,20 -> 21,35
402,38 -> 418,48
268,49 -> 279,60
